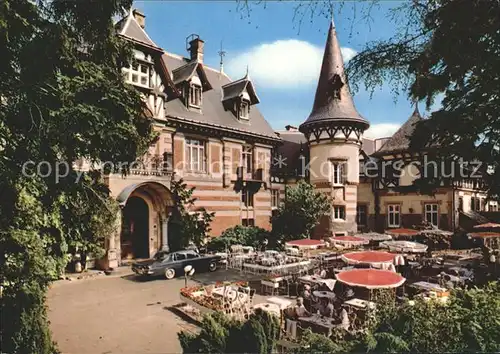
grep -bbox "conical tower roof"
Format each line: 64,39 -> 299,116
300,20 -> 369,133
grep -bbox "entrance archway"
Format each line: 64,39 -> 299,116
121,196 -> 150,259
116,182 -> 174,260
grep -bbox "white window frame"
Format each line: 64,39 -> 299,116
356,205 -> 367,226
387,204 -> 401,228
239,100 -> 250,120
424,203 -> 439,227
331,162 -> 345,185
271,189 -> 280,209
333,206 -> 346,221
242,145 -> 253,175
123,61 -> 150,88
189,84 -> 202,107
185,138 -> 206,172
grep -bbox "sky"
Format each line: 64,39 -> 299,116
134,0 -> 435,139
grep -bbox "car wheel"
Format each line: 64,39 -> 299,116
208,261 -> 217,272
164,268 -> 175,280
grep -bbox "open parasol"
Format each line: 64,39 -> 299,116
330,236 -> 369,248
341,251 -> 396,268
473,223 -> 500,229
468,232 -> 500,238
385,228 -> 419,239
380,240 -> 428,254
336,269 -> 406,289
285,239 -> 325,250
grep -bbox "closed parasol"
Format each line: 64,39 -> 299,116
336,269 -> 406,289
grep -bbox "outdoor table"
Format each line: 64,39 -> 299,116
266,297 -> 292,310
343,298 -> 375,310
299,275 -> 336,291
252,302 -> 280,316
312,290 -> 337,301
298,315 -> 337,336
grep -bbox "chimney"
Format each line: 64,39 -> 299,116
133,9 -> 145,29
188,35 -> 204,63
285,125 -> 298,132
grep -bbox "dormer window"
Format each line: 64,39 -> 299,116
239,100 -> 250,120
189,84 -> 202,108
123,61 -> 150,88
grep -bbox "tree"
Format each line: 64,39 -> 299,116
1,1 -> 153,352
237,0 -> 500,197
345,0 -> 500,197
178,310 -> 280,354
272,180 -> 331,241
168,178 -> 215,251
206,225 -> 272,252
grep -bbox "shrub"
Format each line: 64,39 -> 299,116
206,225 -> 272,252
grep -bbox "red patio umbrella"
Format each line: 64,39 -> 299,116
385,228 -> 419,239
285,239 -> 325,250
341,251 -> 396,268
473,223 -> 500,229
336,269 -> 406,289
468,232 -> 500,239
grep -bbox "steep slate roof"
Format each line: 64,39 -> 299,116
300,20 -> 369,131
375,107 -> 423,155
116,11 -> 161,51
221,76 -> 260,105
162,53 -> 278,140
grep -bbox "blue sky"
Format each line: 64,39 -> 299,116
134,0 -> 430,139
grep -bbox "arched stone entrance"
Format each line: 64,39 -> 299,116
121,196 -> 150,259
115,182 -> 174,261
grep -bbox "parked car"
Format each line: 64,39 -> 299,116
131,250 -> 221,279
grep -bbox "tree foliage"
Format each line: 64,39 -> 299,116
179,284 -> 500,353
206,225 -> 272,252
1,0 -> 153,352
168,178 -> 215,251
178,309 -> 280,354
345,0 -> 500,197
271,180 -> 331,241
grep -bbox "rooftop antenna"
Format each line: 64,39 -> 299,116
218,41 -> 226,74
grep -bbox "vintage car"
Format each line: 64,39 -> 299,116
131,250 -> 221,279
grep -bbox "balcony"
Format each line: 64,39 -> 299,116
129,152 -> 173,178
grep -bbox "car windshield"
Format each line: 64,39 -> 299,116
154,252 -> 170,261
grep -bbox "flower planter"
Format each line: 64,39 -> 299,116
179,293 -> 215,314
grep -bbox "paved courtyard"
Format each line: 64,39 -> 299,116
47,269 -> 266,354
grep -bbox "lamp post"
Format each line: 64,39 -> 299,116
183,265 -> 195,287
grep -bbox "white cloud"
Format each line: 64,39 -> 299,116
225,39 -> 357,89
364,123 -> 400,139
